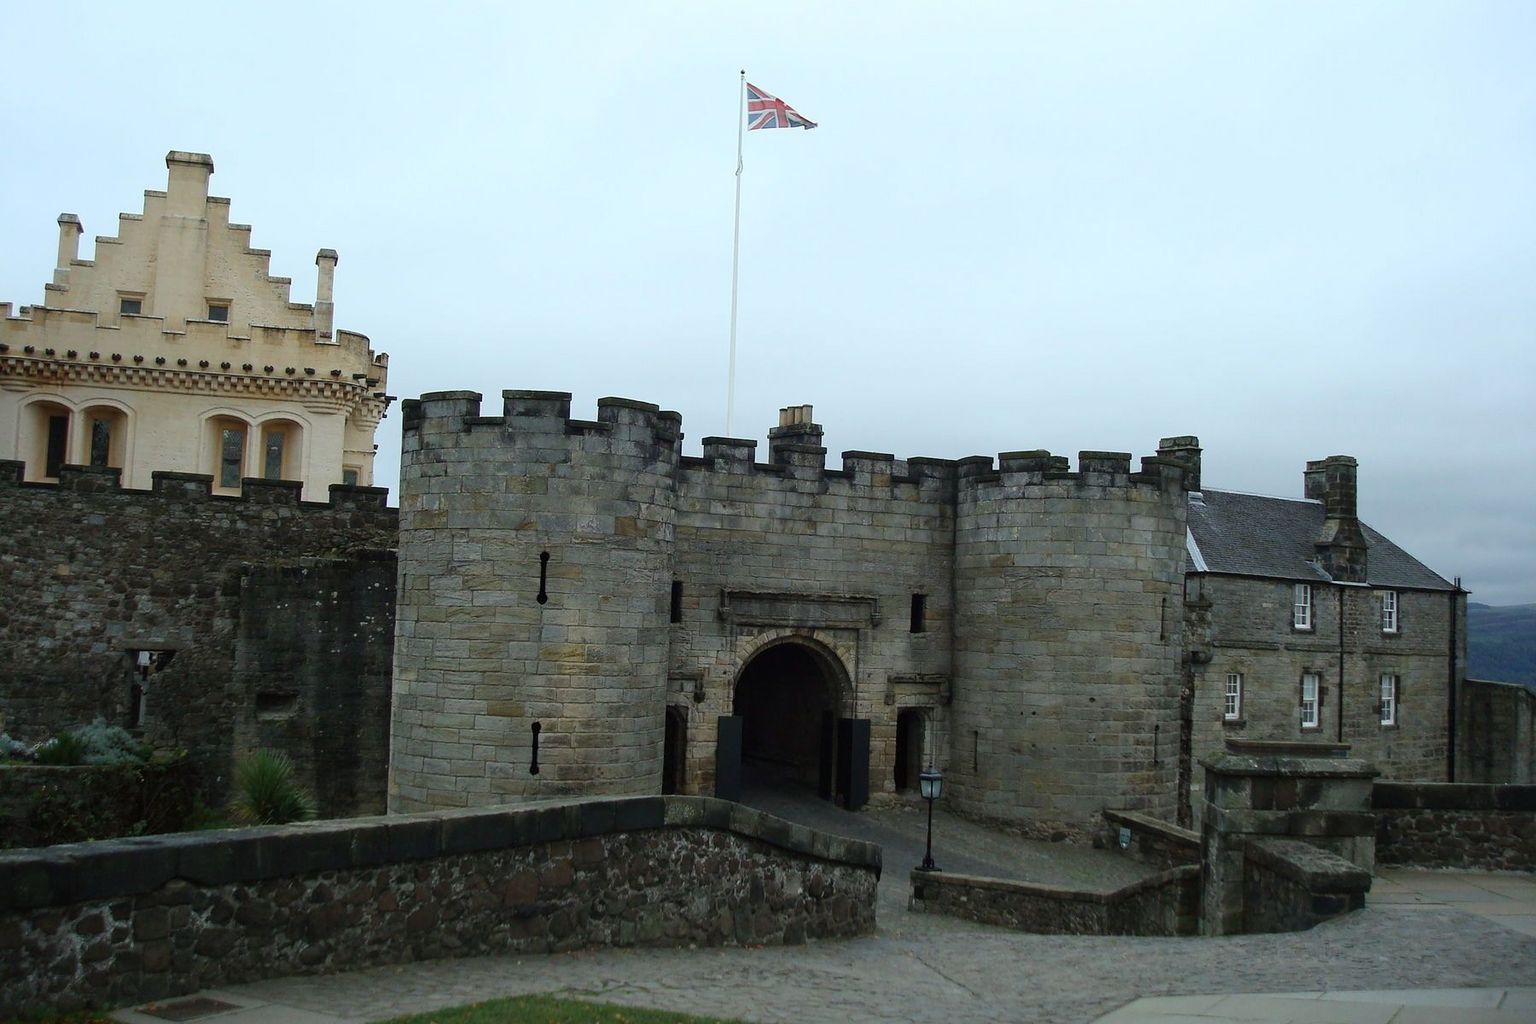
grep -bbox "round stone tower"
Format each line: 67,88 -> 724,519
948,449 -> 1188,831
389,390 -> 680,811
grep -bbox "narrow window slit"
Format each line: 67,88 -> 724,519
529,721 -> 542,775
910,593 -> 926,633
670,580 -> 683,623
536,551 -> 549,605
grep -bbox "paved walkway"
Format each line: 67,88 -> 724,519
106,796 -> 1536,1024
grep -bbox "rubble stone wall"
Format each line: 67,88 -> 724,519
907,864 -> 1198,936
0,796 -> 880,1017
1241,837 -> 1370,934
0,461 -> 397,814
1374,782 -> 1536,871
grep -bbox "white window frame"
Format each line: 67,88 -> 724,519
1223,673 -> 1243,722
1380,673 -> 1398,726
1293,584 -> 1313,630
1300,672 -> 1320,730
1381,591 -> 1399,634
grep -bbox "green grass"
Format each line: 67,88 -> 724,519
375,994 -> 752,1024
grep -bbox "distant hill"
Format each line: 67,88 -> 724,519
1467,602 -> 1536,686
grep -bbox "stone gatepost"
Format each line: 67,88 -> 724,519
1200,739 -> 1378,935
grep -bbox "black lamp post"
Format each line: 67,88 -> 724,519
918,764 -> 942,871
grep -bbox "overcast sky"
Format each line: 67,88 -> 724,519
3,2 -> 1532,604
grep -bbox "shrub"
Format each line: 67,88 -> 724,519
229,749 -> 316,825
0,732 -> 33,763
73,719 -> 151,766
31,719 -> 149,766
33,732 -> 90,766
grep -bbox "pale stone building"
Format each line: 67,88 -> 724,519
0,152 -> 389,498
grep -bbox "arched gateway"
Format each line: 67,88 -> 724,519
717,637 -> 869,808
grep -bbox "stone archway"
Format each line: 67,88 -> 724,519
731,637 -> 854,799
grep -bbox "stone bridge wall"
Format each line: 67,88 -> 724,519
907,865 -> 1199,936
1242,837 -> 1371,934
0,796 -> 880,1017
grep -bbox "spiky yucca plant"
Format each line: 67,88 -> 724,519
229,749 -> 317,825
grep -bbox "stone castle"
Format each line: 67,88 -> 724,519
3,153 -> 1491,834
392,391 -> 1189,829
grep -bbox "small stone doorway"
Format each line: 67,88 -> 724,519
894,708 -> 925,792
662,705 -> 687,795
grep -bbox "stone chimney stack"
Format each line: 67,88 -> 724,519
1305,455 -> 1367,582
164,151 -> 214,218
55,214 -> 82,271
768,404 -> 826,471
1158,435 -> 1202,492
314,248 -> 338,341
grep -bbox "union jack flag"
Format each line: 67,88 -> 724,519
747,83 -> 817,131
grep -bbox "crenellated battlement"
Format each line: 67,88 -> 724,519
403,389 -> 682,460
956,449 -> 1187,499
405,389 -> 1185,509
0,459 -> 395,515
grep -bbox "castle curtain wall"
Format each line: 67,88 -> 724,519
0,461 -> 397,815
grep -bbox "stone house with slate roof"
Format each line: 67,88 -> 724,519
1159,438 -> 1466,821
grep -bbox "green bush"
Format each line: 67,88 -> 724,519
73,718 -> 150,765
229,749 -> 316,825
31,719 -> 149,767
9,756 -> 197,848
33,732 -> 90,765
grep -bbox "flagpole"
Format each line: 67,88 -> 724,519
726,69 -> 746,437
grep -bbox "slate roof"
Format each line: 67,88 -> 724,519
1185,489 -> 1456,592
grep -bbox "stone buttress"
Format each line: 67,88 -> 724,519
390,390 -> 680,811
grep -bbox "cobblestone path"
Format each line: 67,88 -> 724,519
223,790 -> 1536,1024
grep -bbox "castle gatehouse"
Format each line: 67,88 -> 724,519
390,390 -> 1190,831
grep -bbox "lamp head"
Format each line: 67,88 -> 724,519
919,765 -> 942,800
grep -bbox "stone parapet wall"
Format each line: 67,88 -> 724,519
1374,783 -> 1536,871
1102,808 -> 1199,870
0,761 -> 196,849
907,864 -> 1198,936
0,796 -> 880,1017
1242,837 -> 1370,933
1200,741 -> 1377,935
